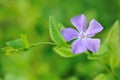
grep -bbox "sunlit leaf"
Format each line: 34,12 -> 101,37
1,47 -> 15,55
66,76 -> 78,80
49,16 -> 66,44
6,39 -> 25,49
54,45 -> 80,57
94,74 -> 115,80
94,74 -> 107,80
1,34 -> 30,55
20,34 -> 30,49
87,45 -> 110,60
105,20 -> 120,68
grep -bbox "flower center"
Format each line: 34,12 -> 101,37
78,32 -> 86,39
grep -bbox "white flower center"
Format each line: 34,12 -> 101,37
78,32 -> 87,39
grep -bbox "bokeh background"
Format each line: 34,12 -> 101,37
0,0 -> 120,80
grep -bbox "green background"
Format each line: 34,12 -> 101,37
0,0 -> 120,80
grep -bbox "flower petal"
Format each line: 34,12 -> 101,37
84,38 -> 100,53
61,28 -> 78,42
86,19 -> 103,37
71,14 -> 87,32
72,39 -> 87,54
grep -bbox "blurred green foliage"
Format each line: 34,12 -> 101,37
0,0 -> 120,80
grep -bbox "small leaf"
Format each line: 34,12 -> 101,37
105,20 -> 120,68
94,74 -> 115,80
1,34 -> 30,55
87,45 -> 110,60
20,34 -> 30,49
6,39 -> 25,49
53,45 -> 80,57
49,16 -> 66,44
94,74 -> 107,80
66,76 -> 78,80
1,47 -> 15,55
109,53 -> 119,69
105,20 -> 120,48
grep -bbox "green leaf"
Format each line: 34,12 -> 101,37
1,34 -> 30,55
94,74 -> 115,80
66,76 -> 78,80
53,45 -> 80,57
20,34 -> 30,49
105,20 -> 120,68
87,45 -> 110,60
1,47 -> 15,55
94,74 -> 107,80
6,39 -> 25,49
49,16 -> 66,44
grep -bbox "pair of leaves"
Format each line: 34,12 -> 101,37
49,16 -> 79,57
1,34 -> 30,55
49,16 -> 86,57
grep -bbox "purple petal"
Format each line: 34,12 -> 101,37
86,19 -> 103,37
71,14 -> 87,32
61,28 -> 78,42
72,39 -> 87,54
84,38 -> 100,53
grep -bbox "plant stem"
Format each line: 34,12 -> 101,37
97,60 -> 118,80
30,42 -> 57,47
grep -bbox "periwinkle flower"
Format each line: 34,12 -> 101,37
61,14 -> 103,54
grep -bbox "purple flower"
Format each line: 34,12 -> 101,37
61,14 -> 103,54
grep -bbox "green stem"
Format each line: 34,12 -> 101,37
86,52 -> 117,79
30,42 -> 57,47
97,60 -> 118,80
110,66 -> 118,80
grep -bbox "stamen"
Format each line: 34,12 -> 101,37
78,32 -> 86,39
